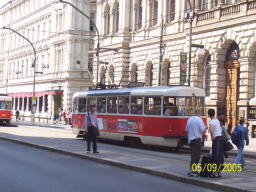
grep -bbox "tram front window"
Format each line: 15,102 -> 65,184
78,98 -> 86,112
87,97 -> 96,111
144,96 -> 161,115
73,98 -> 78,113
131,97 -> 143,114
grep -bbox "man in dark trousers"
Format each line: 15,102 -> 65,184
85,105 -> 99,154
234,119 -> 249,169
186,109 -> 205,177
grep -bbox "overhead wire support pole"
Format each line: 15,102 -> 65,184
58,0 -> 100,85
158,15 -> 164,87
2,26 -> 37,115
186,0 -> 195,87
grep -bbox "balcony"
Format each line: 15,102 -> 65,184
195,1 -> 256,27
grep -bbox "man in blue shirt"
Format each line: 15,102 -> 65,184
234,119 -> 249,168
186,109 -> 206,177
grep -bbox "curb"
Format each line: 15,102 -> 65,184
0,136 -> 253,192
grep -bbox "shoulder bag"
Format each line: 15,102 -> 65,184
222,126 -> 233,151
87,112 -> 100,137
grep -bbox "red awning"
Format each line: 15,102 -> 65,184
8,91 -> 63,98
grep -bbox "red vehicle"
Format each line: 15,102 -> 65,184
0,94 -> 12,124
72,86 -> 206,148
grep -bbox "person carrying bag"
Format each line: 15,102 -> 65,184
220,119 -> 233,152
86,105 -> 100,154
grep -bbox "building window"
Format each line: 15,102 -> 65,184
161,60 -> 170,86
135,0 -> 143,30
167,0 -> 175,22
204,55 -> 211,97
104,4 -> 110,35
108,65 -> 114,84
150,0 -> 158,26
113,3 -> 119,33
90,12 -> 95,32
100,66 -> 106,84
130,63 -> 138,83
145,62 -> 153,86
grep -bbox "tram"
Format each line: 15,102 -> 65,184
71,86 -> 207,148
0,94 -> 12,124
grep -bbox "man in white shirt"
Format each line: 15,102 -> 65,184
186,109 -> 205,177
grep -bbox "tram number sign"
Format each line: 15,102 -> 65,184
180,52 -> 187,85
248,107 -> 256,120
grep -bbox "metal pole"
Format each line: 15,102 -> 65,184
188,19 -> 192,86
58,0 -> 100,85
2,26 -> 37,115
158,15 -> 164,86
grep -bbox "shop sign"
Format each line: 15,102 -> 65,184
248,107 -> 256,120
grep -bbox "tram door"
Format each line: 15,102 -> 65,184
225,60 -> 240,132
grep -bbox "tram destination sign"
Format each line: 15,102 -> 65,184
248,107 -> 256,120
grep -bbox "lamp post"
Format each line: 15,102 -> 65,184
1,26 -> 37,116
185,0 -> 195,86
56,0 -> 100,85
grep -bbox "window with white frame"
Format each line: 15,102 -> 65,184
167,0 -> 175,22
150,0 -> 158,26
135,0 -> 143,30
104,4 -> 110,35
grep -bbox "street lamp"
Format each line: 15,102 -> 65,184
55,0 -> 100,85
1,26 -> 37,116
185,0 -> 195,86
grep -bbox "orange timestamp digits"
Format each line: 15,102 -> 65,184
192,163 -> 242,172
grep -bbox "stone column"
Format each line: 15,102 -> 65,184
36,97 -> 40,113
42,95 -> 46,113
13,97 -> 16,110
26,97 -> 29,112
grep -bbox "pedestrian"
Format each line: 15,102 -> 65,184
15,110 -> 20,122
85,105 -> 99,154
208,109 -> 225,178
233,119 -> 249,169
62,110 -> 67,125
186,109 -> 206,177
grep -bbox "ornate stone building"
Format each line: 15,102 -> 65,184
0,0 -> 96,122
95,0 -> 256,136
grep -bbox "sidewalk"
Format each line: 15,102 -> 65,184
0,125 -> 255,192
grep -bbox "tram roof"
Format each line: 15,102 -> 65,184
73,86 -> 205,97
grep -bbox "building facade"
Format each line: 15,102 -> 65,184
0,0 -> 96,122
95,0 -> 256,137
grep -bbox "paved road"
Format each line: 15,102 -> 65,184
0,140 -> 219,192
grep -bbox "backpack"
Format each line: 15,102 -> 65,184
231,128 -> 240,146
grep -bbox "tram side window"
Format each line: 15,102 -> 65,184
87,97 -> 96,111
118,96 -> 129,114
107,97 -> 117,113
78,98 -> 87,112
73,98 -> 78,112
176,97 -> 204,116
0,101 -> 5,109
131,97 -> 143,114
163,97 -> 177,116
144,96 -> 161,115
97,97 -> 106,113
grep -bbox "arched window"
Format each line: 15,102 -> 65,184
100,66 -> 106,84
104,4 -> 110,35
108,65 -> 114,84
130,63 -> 138,82
167,0 -> 175,22
203,55 -> 211,96
135,0 -> 143,30
113,2 -> 119,33
150,0 -> 158,26
161,59 -> 170,86
145,62 -> 153,86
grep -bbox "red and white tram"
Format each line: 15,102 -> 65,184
0,94 -> 12,124
71,86 -> 206,148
